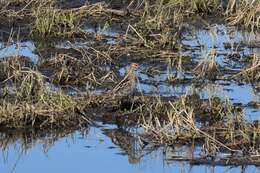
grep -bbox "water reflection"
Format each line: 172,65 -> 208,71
116,61 -> 260,120
0,126 -> 259,173
0,41 -> 39,64
0,21 -> 259,173
182,24 -> 260,59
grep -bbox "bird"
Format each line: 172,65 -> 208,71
110,63 -> 139,98
103,128 -> 140,164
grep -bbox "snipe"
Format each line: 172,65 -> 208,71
110,63 -> 139,98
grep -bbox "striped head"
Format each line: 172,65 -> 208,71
129,63 -> 139,71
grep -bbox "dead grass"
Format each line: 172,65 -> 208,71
0,56 -> 94,128
226,0 -> 260,30
38,48 -> 116,86
32,5 -> 78,37
0,0 -> 260,166
193,49 -> 220,80
139,95 -> 260,158
233,54 -> 260,83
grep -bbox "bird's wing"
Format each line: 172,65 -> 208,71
111,73 -> 130,92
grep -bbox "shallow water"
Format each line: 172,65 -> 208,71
0,41 -> 39,64
182,24 -> 260,61
0,21 -> 260,172
0,127 -> 259,173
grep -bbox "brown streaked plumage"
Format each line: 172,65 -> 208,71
110,63 -> 139,98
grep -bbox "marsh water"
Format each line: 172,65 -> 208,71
1,126 -> 259,173
1,19 -> 260,172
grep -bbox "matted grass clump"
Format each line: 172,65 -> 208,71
0,56 -> 94,128
30,0 -> 102,37
38,49 -> 116,86
226,0 -> 260,30
32,5 -> 78,37
95,90 -> 259,162
233,54 -> 260,87
0,94 -> 83,128
137,95 -> 260,162
0,0 -> 107,38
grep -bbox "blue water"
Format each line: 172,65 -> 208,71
0,24 -> 260,172
0,127 -> 259,173
0,41 -> 39,64
181,24 -> 260,61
